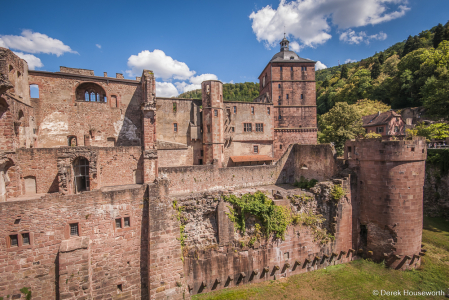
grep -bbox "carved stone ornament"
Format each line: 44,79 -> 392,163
144,150 -> 158,159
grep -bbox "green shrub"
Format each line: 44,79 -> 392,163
294,176 -> 318,189
331,184 -> 345,201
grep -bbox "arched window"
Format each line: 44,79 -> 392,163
73,157 -> 90,193
85,91 -> 89,101
18,110 -> 24,121
76,82 -> 107,103
96,93 -> 100,102
90,92 -> 95,102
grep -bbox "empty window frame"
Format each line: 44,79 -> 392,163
301,94 -> 304,99
174,123 -> 178,132
70,223 -> 79,236
280,67 -> 283,71
173,102 -> 177,112
214,109 -> 218,117
115,218 -> 122,228
124,217 -> 130,227
231,127 -> 235,132
286,94 -> 289,100
267,107 -> 270,115
253,145 -> 259,153
233,106 -> 237,113
278,115 -> 282,120
290,67 -> 293,71
376,127 -> 384,133
256,123 -> 263,132
244,123 -> 252,132
10,235 -> 18,247
278,84 -> 281,88
200,150 -> 204,156
251,107 -> 254,114
73,157 -> 89,193
22,233 -> 30,245
280,144 -> 283,149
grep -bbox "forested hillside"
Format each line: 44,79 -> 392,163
316,21 -> 449,118
178,82 -> 260,102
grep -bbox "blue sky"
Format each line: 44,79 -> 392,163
1,0 -> 448,97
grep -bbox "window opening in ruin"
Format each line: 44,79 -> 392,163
173,102 -> 177,113
96,93 -> 100,102
18,110 -> 24,121
200,150 -> 204,156
104,96 -> 107,102
304,66 -> 307,71
68,136 -> 77,147
117,284 -> 123,292
22,233 -> 30,245
70,223 -> 79,236
286,94 -> 289,100
244,123 -> 252,132
199,159 -> 203,165
10,235 -> 18,247
233,106 -> 237,113
85,91 -> 89,101
124,217 -> 130,227
376,127 -> 383,133
301,94 -> 303,99
30,84 -> 39,98
278,115 -> 282,120
256,123 -> 263,132
251,107 -> 254,114
280,144 -> 283,149
116,218 -> 122,228
9,65 -> 13,72
278,100 -> 282,105
73,157 -> 90,193
174,123 -> 178,132
360,224 -> 367,247
279,95 -> 281,100
254,145 -> 259,153
90,92 -> 96,102
17,71 -> 21,77
214,110 -> 218,117
278,84 -> 281,88
411,147 -> 415,152
267,107 -> 270,114
280,67 -> 283,71
14,219 -> 20,224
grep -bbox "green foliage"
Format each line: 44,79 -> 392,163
434,23 -> 445,49
293,176 -> 318,189
295,211 -> 334,244
370,59 -> 381,79
178,82 -> 260,102
352,99 -> 391,116
365,132 -> 382,139
406,122 -> 449,141
331,185 -> 345,201
318,102 -> 365,155
173,201 -> 187,261
340,64 -> 349,79
223,192 -> 292,240
19,287 -> 31,300
427,149 -> 449,176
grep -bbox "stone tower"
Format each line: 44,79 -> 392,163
201,80 -> 224,167
258,37 -> 318,159
345,137 -> 426,270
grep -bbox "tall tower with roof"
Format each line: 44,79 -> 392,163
258,37 -> 317,159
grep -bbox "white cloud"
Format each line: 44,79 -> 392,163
249,0 -> 407,48
315,61 -> 327,71
175,82 -> 200,94
96,44 -> 101,49
340,30 -> 387,44
189,73 -> 218,84
345,59 -> 357,63
126,49 -> 196,80
13,51 -> 43,70
0,30 -> 77,56
290,41 -> 301,52
156,82 -> 179,97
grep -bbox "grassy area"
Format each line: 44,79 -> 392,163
192,217 -> 449,300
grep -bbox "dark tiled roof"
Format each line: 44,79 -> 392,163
362,111 -> 402,127
270,50 -> 315,63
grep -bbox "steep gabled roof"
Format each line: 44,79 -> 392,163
362,111 -> 402,127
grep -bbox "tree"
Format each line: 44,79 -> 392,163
433,23 -> 445,48
378,52 -> 385,65
406,122 -> 449,141
340,65 -> 349,79
318,102 -> 365,155
402,35 -> 414,57
371,59 -> 381,79
352,99 -> 391,116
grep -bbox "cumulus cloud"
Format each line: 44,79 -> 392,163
13,52 -> 43,70
315,61 -> 327,71
126,49 -> 196,80
189,73 -> 218,84
249,0 -> 407,48
96,44 -> 101,49
340,30 -> 387,44
345,58 -> 357,63
156,82 -> 179,97
290,41 -> 301,52
0,30 -> 77,56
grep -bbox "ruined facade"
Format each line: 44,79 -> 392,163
0,43 -> 427,300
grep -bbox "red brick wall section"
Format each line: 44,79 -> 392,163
0,184 -> 149,299
98,146 -> 143,187
274,130 -> 318,160
345,137 -> 426,270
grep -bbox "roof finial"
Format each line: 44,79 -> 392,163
284,26 -> 286,38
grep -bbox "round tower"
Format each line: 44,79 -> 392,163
201,80 -> 224,167
345,137 -> 426,269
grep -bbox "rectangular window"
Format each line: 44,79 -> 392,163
173,102 -> 177,113
301,94 -> 303,99
267,107 -> 270,115
286,94 -> 289,99
231,127 -> 235,132
70,223 -> 79,236
244,123 -> 252,132
254,145 -> 259,153
278,95 -> 281,100
200,150 -> 204,156
207,125 -> 211,133
256,123 -> 263,132
278,115 -> 282,120
214,109 -> 218,117
278,84 -> 281,88
10,235 -> 18,247
304,66 -> 307,71
22,233 -> 30,245
280,67 -> 282,71
291,67 -> 293,71
124,217 -> 130,227
280,144 -> 283,149
233,106 -> 237,113
278,100 -> 282,105
376,127 -> 384,133
116,218 -> 122,229
173,123 -> 178,132
251,107 -> 254,114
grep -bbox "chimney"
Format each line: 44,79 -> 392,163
104,72 -> 107,77
116,73 -> 124,79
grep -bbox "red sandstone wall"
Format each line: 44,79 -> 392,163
0,185 -> 149,299
29,71 -> 142,148
274,130 -> 318,159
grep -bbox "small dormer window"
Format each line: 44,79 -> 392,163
290,56 -> 294,60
